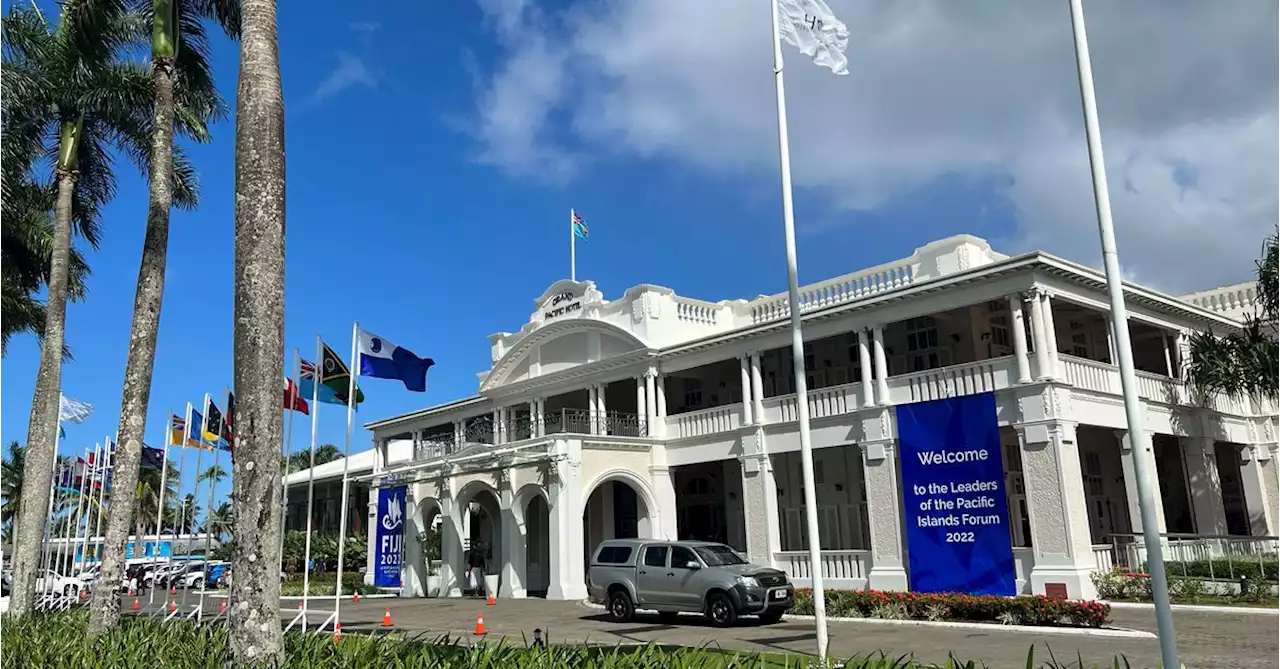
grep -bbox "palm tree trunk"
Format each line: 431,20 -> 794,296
230,0 -> 286,661
7,164 -> 77,619
86,54 -> 177,638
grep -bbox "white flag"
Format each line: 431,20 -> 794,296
59,394 -> 95,424
777,0 -> 850,75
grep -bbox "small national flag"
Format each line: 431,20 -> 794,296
284,378 -> 310,415
169,415 -> 199,448
319,342 -> 365,406
572,211 -> 588,239
777,0 -> 850,75
203,397 -> 225,445
59,394 -> 94,424
222,391 -> 235,452
299,359 -> 343,406
140,445 -> 166,470
357,330 -> 434,392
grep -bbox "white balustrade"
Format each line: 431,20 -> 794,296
1059,355 -> 1118,394
773,550 -> 870,587
749,261 -> 915,324
1092,544 -> 1115,572
774,382 -> 858,423
668,405 -> 738,439
888,357 -> 1009,404
674,299 -> 720,325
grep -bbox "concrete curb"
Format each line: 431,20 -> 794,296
781,614 -> 1157,639
1104,600 -> 1279,615
580,600 -> 1154,639
200,593 -> 400,601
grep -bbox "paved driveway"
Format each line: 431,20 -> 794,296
274,597 -> 1277,668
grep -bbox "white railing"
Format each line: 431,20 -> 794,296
749,260 -> 915,324
1059,355 -> 1117,394
1012,546 -> 1035,592
1099,533 -> 1279,575
1135,370 -> 1182,404
773,550 -> 870,586
1182,284 -> 1258,319
674,298 -> 721,326
1092,544 -> 1115,572
888,356 -> 1011,404
773,382 -> 861,423
668,405 -> 739,439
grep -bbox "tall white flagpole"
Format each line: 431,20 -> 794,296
328,321 -> 360,631
149,423 -> 171,606
64,455 -> 89,579
1066,1 -> 1178,666
182,403 -> 207,614
163,405 -> 191,614
569,208 -> 577,281
196,392 -> 218,617
69,448 -> 91,577
768,0 -> 828,658
278,350 -> 300,571
93,435 -> 112,570
77,442 -> 102,576
40,461 -> 61,597
297,336 -> 323,628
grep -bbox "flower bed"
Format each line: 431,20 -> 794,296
1091,566 -> 1279,606
793,589 -> 1111,628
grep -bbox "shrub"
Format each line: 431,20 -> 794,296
1153,557 -> 1278,583
279,574 -> 377,596
793,589 -> 1111,628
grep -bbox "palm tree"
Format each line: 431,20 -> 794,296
281,443 -> 342,473
2,2 -> 203,618
1,441 -> 26,540
92,0 -> 239,636
1187,235 -> 1279,402
229,0 -> 286,658
204,501 -> 233,540
167,493 -> 200,535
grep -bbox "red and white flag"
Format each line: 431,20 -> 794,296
284,378 -> 310,415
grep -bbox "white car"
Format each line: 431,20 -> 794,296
36,570 -> 81,598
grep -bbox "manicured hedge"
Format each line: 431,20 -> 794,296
279,574 -> 378,596
1092,567 -> 1278,605
1152,557 -> 1278,583
793,589 -> 1111,628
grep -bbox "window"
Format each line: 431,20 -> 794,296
681,378 -> 702,409
670,546 -> 699,569
694,544 -> 747,566
595,545 -> 633,564
990,315 -> 1011,348
904,316 -> 943,371
643,546 -> 668,567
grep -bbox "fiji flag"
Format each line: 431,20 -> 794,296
358,330 -> 434,392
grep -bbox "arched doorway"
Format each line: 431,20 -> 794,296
411,498 -> 443,597
458,484 -> 502,597
524,494 -> 551,596
582,476 -> 653,566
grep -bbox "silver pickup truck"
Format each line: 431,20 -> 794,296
587,538 -> 795,627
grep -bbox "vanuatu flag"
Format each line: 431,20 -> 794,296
319,342 -> 365,406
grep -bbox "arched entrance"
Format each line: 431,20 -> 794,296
524,494 -> 551,596
410,498 -> 443,597
458,483 -> 502,597
582,474 -> 653,566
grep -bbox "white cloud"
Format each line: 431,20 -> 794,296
308,53 -> 376,105
469,0 -> 1278,293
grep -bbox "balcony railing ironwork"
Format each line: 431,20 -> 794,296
410,409 -> 649,462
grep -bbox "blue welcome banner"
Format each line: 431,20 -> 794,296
374,485 -> 408,588
897,392 -> 1015,596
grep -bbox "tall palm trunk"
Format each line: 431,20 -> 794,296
87,6 -> 178,637
229,0 -> 285,661
7,118 -> 81,619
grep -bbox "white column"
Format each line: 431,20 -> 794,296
860,439 -> 908,590
1018,421 -> 1099,600
1009,295 -> 1032,383
871,325 -> 889,405
596,384 -> 608,435
498,475 -> 525,598
1161,333 -> 1174,378
492,409 -> 502,444
1106,317 -> 1118,365
587,386 -> 598,435
644,370 -> 658,435
649,443 -> 678,540
635,378 -> 645,427
1040,290 -> 1060,378
1117,430 -> 1167,535
1239,444 -> 1279,536
1029,291 -> 1051,379
739,356 -> 754,426
402,485 -> 425,597
439,480 -> 464,597
528,400 -> 537,439
750,353 -> 766,422
547,439 -> 586,600
857,330 -> 874,407
1180,437 -> 1228,536
740,433 -> 781,567
655,376 -> 668,437
1174,331 -> 1191,379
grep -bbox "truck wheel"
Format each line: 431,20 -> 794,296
607,589 -> 634,623
758,610 -> 784,624
706,592 -> 738,628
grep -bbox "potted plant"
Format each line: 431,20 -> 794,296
418,529 -> 443,597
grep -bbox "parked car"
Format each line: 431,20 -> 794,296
587,539 -> 794,627
36,569 -> 82,598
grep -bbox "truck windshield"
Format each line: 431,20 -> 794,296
694,545 -> 747,566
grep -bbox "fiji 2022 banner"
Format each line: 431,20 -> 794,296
374,485 -> 408,588
897,391 -> 1016,596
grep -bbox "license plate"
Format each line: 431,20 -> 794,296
772,589 -> 787,600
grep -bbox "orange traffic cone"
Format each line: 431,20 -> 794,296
132,598 -> 140,611
79,590 -> 88,601
473,612 -> 486,635
333,623 -> 342,644
168,599 -> 177,613
381,607 -> 393,627
219,600 -> 227,614
170,586 -> 177,596
352,592 -> 360,603
487,591 -> 496,606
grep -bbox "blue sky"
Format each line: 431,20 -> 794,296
3,0 -> 1273,521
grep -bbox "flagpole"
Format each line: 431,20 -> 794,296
182,404 -> 206,614
299,336 -> 323,627
39,417 -> 64,599
569,208 -> 576,281
70,448 -> 90,578
196,392 -> 216,618
149,420 -> 171,607
78,442 -> 101,576
1065,1 -> 1178,665
278,350 -> 300,574
93,434 -> 112,572
65,456 -> 88,580
164,405 -> 191,616
767,0 -> 828,658
59,460 -> 79,589
329,321 -> 360,630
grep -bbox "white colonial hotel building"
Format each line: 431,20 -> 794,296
284,234 -> 1278,602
